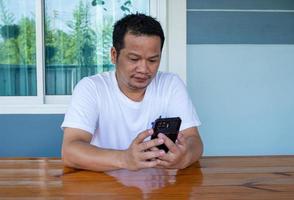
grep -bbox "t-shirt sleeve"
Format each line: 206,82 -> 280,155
61,77 -> 99,134
166,74 -> 201,131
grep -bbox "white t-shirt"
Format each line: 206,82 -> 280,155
61,70 -> 201,150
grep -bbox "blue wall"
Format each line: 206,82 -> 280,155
187,0 -> 294,155
0,115 -> 63,157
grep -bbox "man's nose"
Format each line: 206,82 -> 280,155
136,60 -> 148,73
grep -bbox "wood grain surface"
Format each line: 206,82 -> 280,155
0,156 -> 293,199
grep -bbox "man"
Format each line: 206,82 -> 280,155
61,13 -> 203,171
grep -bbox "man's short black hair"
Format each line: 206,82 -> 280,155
112,13 -> 165,56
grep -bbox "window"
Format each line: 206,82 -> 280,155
0,0 -> 36,96
45,0 -> 149,95
0,0 -> 186,114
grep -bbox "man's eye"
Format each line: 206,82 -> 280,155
149,60 -> 157,63
130,58 -> 139,61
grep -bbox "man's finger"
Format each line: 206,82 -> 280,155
149,147 -> 160,161
158,133 -> 178,153
157,150 -> 174,162
138,137 -> 164,151
150,146 -> 159,151
157,159 -> 171,168
140,159 -> 160,168
176,133 -> 186,145
141,150 -> 165,160
133,129 -> 153,144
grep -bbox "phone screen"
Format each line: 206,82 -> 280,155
151,117 -> 182,152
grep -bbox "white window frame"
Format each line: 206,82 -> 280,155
0,0 -> 186,114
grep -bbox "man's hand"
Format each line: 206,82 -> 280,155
156,127 -> 203,169
155,133 -> 188,169
122,129 -> 166,171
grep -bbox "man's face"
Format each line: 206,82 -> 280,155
111,33 -> 161,94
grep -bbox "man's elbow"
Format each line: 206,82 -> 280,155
190,136 -> 203,164
61,145 -> 77,168
198,139 -> 204,157
194,137 -> 203,162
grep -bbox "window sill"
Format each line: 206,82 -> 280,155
0,104 -> 67,114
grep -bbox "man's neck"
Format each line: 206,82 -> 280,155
122,88 -> 146,102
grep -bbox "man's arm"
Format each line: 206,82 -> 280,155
62,127 -> 165,171
156,127 -> 203,169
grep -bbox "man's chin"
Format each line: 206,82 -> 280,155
129,82 -> 149,91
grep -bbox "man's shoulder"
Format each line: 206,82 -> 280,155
154,71 -> 182,86
74,71 -> 114,93
156,71 -> 176,78
88,71 -> 114,83
83,71 -> 115,89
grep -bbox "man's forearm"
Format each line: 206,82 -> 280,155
62,141 -> 125,171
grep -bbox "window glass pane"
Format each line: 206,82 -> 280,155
45,0 -> 149,95
0,0 -> 36,96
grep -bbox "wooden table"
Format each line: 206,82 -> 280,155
0,156 -> 293,199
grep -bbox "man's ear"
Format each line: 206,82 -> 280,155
111,47 -> 117,64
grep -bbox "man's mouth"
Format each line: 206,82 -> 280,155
132,75 -> 151,82
134,77 -> 148,82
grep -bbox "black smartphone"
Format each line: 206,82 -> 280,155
151,117 -> 182,152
